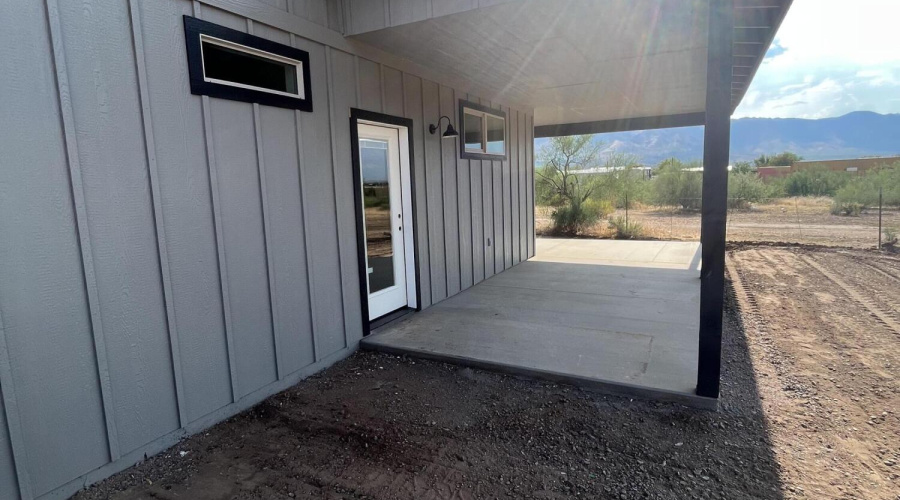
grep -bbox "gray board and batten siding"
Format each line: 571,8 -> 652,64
0,0 -> 534,498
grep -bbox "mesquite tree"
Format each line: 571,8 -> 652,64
536,135 -> 601,206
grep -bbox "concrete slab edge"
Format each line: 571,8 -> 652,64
361,338 -> 718,411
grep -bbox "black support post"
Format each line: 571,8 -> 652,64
697,0 -> 733,399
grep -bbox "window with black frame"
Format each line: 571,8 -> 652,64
458,99 -> 507,160
183,15 -> 312,111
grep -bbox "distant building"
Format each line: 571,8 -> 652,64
572,166 -> 654,179
757,155 -> 900,180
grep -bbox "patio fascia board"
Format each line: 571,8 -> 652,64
534,112 -> 706,138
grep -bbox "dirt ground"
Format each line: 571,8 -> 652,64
75,246 -> 899,500
537,198 -> 900,249
727,246 -> 900,499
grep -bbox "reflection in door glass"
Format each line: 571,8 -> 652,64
360,138 -> 394,294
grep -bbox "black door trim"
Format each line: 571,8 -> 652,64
350,108 -> 422,336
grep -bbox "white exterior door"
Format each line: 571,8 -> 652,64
358,123 -> 410,319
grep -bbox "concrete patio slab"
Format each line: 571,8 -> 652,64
362,239 -> 711,408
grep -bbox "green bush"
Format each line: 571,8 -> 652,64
884,227 -> 898,249
607,216 -> 645,239
652,160 -> 702,210
728,172 -> 769,209
830,201 -> 863,216
764,178 -> 787,198
781,166 -> 851,197
549,197 -> 604,236
833,162 -> 900,209
589,155 -> 651,209
585,198 -> 615,218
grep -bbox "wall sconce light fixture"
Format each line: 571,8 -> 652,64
428,115 -> 459,139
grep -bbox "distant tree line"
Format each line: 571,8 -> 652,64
535,137 -> 900,235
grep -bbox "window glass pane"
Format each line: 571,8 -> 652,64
202,40 -> 299,94
486,114 -> 505,154
360,139 -> 394,293
464,112 -> 484,152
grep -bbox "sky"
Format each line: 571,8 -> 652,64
732,0 -> 900,119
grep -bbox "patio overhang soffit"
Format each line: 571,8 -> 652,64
343,0 -> 792,137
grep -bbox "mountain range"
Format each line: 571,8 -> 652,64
535,111 -> 900,165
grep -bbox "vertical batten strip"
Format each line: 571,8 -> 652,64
519,109 -> 526,261
353,56 -> 361,113
290,33 -> 321,363
325,46 -> 350,348
379,63 -> 386,113
128,0 -> 187,427
453,88 -> 464,290
438,86 -> 450,297
419,78 -> 433,303
246,19 -> 283,380
0,310 -> 31,499
202,98 -> 239,401
252,103 -> 283,380
45,0 -> 121,461
510,109 -> 519,265
528,113 -> 535,257
194,3 -> 240,403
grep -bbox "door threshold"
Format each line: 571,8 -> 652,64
368,307 -> 415,334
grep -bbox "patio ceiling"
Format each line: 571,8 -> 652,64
346,0 -> 791,134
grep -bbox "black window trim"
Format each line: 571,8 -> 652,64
458,99 -> 508,161
183,15 -> 313,112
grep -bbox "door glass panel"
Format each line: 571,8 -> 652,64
360,138 -> 394,294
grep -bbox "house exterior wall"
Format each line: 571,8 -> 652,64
0,0 -> 535,498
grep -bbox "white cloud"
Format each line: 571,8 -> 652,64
733,0 -> 900,118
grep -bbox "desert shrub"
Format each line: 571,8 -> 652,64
833,162 -> 900,209
652,160 -> 702,210
764,178 -> 788,198
586,198 -> 615,218
549,197 -> 604,236
781,166 -> 851,197
607,216 -> 645,239
588,154 -> 651,209
728,172 -> 769,209
732,161 -> 754,174
830,201 -> 863,216
882,227 -> 897,244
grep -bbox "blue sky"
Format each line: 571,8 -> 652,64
733,0 -> 900,119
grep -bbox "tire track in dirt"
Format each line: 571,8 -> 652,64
862,260 -> 900,284
726,254 -> 764,329
800,255 -> 900,336
828,254 -> 900,326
